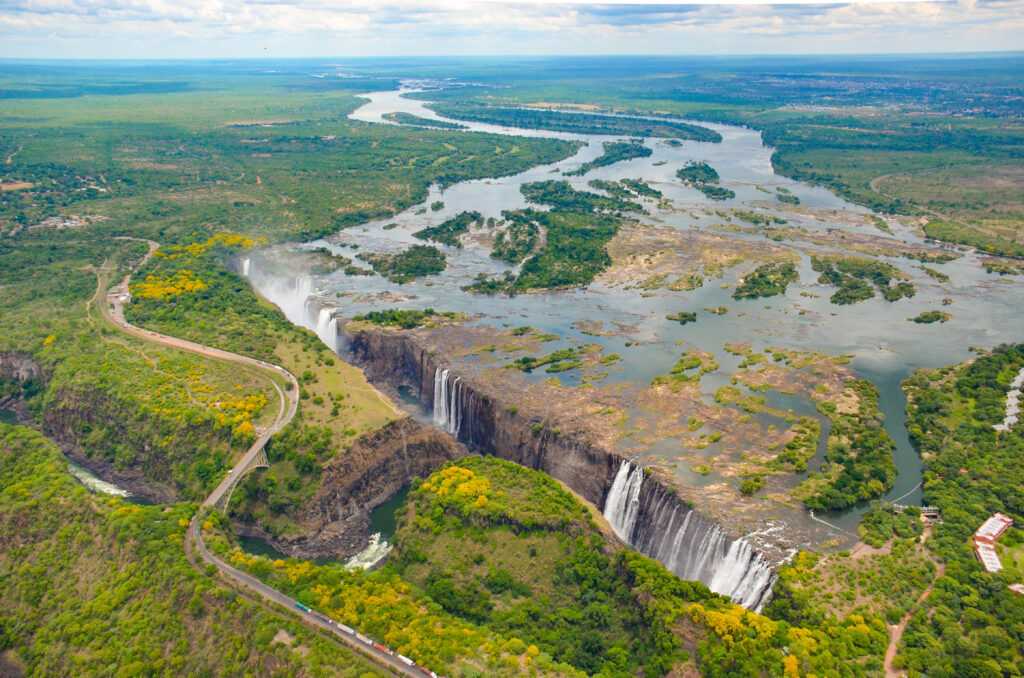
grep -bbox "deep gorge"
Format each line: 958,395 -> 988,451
339,323 -> 777,609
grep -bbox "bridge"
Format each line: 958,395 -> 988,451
213,445 -> 270,512
893,503 -> 941,519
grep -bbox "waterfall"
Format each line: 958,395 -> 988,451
314,307 -> 339,352
709,538 -> 778,610
241,257 -> 250,277
603,461 -> 776,611
250,273 -> 312,325
432,367 -> 464,438
316,307 -> 333,338
603,460 -> 645,542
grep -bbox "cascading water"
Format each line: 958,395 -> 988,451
314,307 -> 339,352
432,367 -> 464,438
602,460 -> 776,611
604,460 -> 645,542
242,257 -> 250,277
245,267 -> 313,326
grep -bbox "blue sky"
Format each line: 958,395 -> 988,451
1,0 -> 1022,58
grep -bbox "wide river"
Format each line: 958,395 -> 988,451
249,84 -> 1021,540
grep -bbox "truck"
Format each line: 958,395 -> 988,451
355,633 -> 373,646
396,654 -> 415,667
337,623 -> 354,635
295,601 -> 311,613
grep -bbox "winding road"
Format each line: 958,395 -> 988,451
98,241 -> 423,678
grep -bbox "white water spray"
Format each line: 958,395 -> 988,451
602,460 -> 776,610
432,367 -> 464,437
314,307 -> 340,352
66,460 -> 131,498
603,460 -> 645,542
343,533 -> 392,570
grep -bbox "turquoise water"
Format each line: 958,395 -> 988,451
238,486 -> 411,565
369,485 -> 411,538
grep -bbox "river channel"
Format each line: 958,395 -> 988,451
248,83 -> 1022,547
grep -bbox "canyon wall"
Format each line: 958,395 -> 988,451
341,325 -> 777,609
263,416 -> 464,559
344,327 -> 622,508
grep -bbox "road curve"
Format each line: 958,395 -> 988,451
100,243 -> 423,678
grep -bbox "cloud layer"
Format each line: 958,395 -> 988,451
1,0 -> 1022,58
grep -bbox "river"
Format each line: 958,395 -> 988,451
247,83 -> 1021,550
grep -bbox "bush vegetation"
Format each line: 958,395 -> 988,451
676,161 -> 735,201
732,261 -> 799,300
413,210 -> 484,247
358,244 -> 447,283
490,210 -> 541,265
909,311 -> 952,324
381,111 -> 468,130
565,141 -> 652,176
895,345 -> 1024,676
0,424 -> 379,677
812,256 -> 916,305
351,308 -> 460,329
425,103 -> 723,141
468,182 -> 636,293
803,380 -> 897,511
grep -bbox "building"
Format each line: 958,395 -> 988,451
975,513 -> 1013,544
976,543 -> 1003,573
974,513 -> 1013,574
1009,583 -> 1024,597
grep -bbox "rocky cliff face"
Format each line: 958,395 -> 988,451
261,416 -> 464,560
344,326 -> 623,509
0,351 -> 41,382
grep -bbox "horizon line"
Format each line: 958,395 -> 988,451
1,50 -> 1023,63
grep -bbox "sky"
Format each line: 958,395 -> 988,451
1,0 -> 1022,59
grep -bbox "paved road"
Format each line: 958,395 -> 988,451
100,243 -> 422,678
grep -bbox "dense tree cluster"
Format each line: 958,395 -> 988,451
413,210 -> 484,247
426,103 -> 723,142
898,345 -> 1024,677
732,261 -> 799,300
565,141 -> 652,176
812,256 -> 916,305
805,379 -> 898,511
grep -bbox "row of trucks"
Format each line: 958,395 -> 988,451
294,601 -> 442,677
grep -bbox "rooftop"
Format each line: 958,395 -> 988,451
976,543 -> 1003,573
976,512 -> 1014,542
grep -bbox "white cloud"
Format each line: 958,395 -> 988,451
0,0 -> 1022,56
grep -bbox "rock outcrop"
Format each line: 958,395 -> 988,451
262,416 -> 464,559
0,351 -> 41,382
